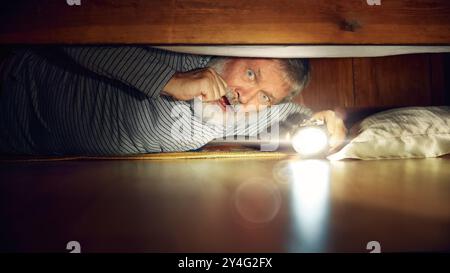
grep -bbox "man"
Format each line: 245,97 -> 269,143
0,46 -> 346,155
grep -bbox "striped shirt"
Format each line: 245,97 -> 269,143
0,46 -> 311,156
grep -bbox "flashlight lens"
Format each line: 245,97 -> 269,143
292,127 -> 328,156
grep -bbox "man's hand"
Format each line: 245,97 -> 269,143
163,68 -> 228,102
311,110 -> 347,153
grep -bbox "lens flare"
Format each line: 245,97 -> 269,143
291,127 -> 328,156
233,178 -> 281,224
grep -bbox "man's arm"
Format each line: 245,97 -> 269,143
62,46 -> 181,99
221,103 -> 313,138
213,103 -> 345,152
62,46 -> 227,102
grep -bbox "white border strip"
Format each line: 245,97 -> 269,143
155,45 -> 450,58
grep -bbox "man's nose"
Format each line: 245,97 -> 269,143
236,87 -> 258,104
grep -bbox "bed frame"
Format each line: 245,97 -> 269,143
1,0 -> 450,44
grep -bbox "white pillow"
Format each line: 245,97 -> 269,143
327,106 -> 450,160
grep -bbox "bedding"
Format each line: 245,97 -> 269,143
328,106 -> 450,160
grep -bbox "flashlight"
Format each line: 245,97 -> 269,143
290,119 -> 329,158
209,113 -> 329,158
277,113 -> 330,157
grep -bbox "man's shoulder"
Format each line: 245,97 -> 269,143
144,46 -> 211,70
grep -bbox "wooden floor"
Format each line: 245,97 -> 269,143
1,156 -> 449,252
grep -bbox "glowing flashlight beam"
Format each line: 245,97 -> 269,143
289,160 -> 331,252
291,126 -> 329,157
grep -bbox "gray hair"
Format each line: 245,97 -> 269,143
276,58 -> 310,102
207,57 -> 310,103
206,57 -> 229,75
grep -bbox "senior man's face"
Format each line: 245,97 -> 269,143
221,59 -> 290,108
196,58 -> 291,125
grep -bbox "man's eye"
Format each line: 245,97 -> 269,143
246,69 -> 255,80
259,93 -> 271,104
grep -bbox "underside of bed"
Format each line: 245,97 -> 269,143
2,0 -> 450,44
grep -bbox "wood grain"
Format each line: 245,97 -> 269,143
430,54 -> 446,105
438,54 -> 450,105
352,54 -> 432,107
1,157 -> 449,252
1,0 -> 450,44
294,54 -> 449,110
294,58 -> 354,111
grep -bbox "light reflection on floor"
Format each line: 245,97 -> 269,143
288,159 -> 331,252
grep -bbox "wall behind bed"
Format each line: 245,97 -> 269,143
297,53 -> 450,111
